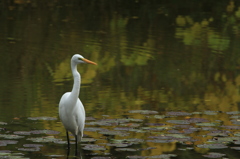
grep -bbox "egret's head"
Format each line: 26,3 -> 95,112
71,54 -> 97,65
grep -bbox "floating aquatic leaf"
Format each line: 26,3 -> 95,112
81,138 -> 96,142
91,157 -> 112,159
167,130 -> 182,134
192,112 -> 202,114
99,130 -> 129,137
82,144 -> 106,151
148,154 -> 177,158
234,140 -> 240,145
211,136 -> 240,143
86,119 -> 118,126
154,115 -> 166,119
127,156 -> 147,159
230,115 -> 240,119
28,117 -> 57,121
27,136 -> 61,143
146,139 -> 175,143
129,110 -> 158,115
231,147 -> 240,150
186,118 -> 209,123
18,147 -> 40,152
84,127 -> 109,132
0,150 -> 11,153
174,125 -> 193,129
226,111 -> 240,115
196,122 -> 218,127
182,128 -> 200,134
202,152 -> 226,158
120,123 -> 140,127
45,155 -> 64,158
166,134 -> 190,139
166,112 -> 192,116
204,111 -> 218,115
201,127 -> 216,131
221,125 -> 240,130
126,138 -> 145,144
14,131 -> 31,135
166,120 -> 190,125
115,148 -> 137,151
0,134 -> 24,139
145,123 -> 165,126
141,126 -> 169,131
23,144 -> 43,148
30,130 -> 60,135
231,119 -> 240,125
115,118 -> 143,123
234,132 -> 240,137
114,127 -> 134,131
207,130 -> 230,137
107,143 -> 130,147
110,138 -> 144,144
197,143 -> 228,149
0,140 -> 18,145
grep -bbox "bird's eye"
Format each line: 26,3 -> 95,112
78,58 -> 83,60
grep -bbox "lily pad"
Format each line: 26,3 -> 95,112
115,148 -> 137,151
0,122 -> 7,125
82,144 -> 106,151
154,115 -> 166,119
27,136 -> 62,143
186,118 -> 209,123
114,127 -> 135,131
127,156 -> 147,159
28,117 -> 57,121
231,147 -> 240,150
18,147 -> 40,152
204,111 -> 218,115
197,143 -> 228,149
196,122 -> 218,127
221,125 -> 240,130
84,127 -> 109,132
99,130 -> 129,137
128,110 -> 158,115
146,139 -> 175,143
202,152 -> 226,158
0,134 -> 24,139
14,131 -> 31,135
166,120 -> 190,125
120,123 -> 141,127
226,111 -> 240,115
81,138 -> 96,142
148,154 -> 177,159
107,143 -> 130,147
23,144 -> 43,148
30,130 -> 60,135
0,140 -> 18,147
231,119 -> 240,125
166,112 -> 192,116
116,118 -> 143,123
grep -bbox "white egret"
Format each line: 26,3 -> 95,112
59,54 -> 97,151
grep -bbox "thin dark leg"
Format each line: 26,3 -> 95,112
75,135 -> 78,156
66,131 -> 70,149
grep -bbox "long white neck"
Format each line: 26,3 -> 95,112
69,62 -> 81,104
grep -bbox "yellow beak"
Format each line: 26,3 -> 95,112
82,58 -> 97,65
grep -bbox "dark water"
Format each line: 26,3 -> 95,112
1,1 -> 240,158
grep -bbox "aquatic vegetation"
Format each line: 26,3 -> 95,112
1,110 -> 240,158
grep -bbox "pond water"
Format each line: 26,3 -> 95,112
1,1 -> 240,158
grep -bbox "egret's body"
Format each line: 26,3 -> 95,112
59,54 -> 97,150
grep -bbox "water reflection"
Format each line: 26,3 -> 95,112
1,0 -> 240,158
